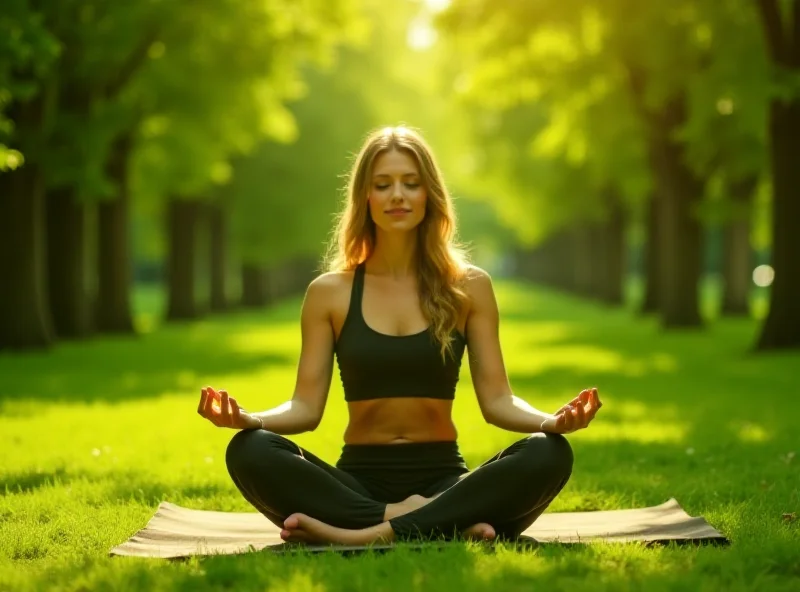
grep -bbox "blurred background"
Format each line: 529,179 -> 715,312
1,0 -> 798,353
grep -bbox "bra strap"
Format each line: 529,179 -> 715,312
348,262 -> 366,319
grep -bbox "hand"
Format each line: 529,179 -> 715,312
197,386 -> 261,430
540,387 -> 603,434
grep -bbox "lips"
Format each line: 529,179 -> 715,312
386,209 -> 411,214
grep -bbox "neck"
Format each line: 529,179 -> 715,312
369,230 -> 418,278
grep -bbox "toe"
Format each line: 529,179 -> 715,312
281,528 -> 312,543
283,514 -> 302,529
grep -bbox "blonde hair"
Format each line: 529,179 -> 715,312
324,126 -> 470,358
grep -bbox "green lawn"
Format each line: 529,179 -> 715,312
1,280 -> 798,591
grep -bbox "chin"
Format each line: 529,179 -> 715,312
382,222 -> 422,234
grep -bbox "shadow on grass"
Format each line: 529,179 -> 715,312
0,467 -> 71,496
0,307 -> 299,407
496,283 -> 798,455
0,466 -> 231,505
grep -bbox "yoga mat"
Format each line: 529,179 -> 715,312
110,498 -> 727,558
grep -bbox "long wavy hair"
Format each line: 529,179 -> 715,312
324,126 -> 470,359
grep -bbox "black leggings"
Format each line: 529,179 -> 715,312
225,429 -> 573,540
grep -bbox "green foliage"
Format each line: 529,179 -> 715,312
128,0 -> 362,206
437,0 -> 772,243
223,0 -> 503,266
0,1 -> 60,159
227,61 -> 374,265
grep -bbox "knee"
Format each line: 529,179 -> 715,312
225,429 -> 283,475
522,432 -> 574,480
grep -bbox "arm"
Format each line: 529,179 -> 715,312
249,274 -> 336,434
464,267 -> 556,433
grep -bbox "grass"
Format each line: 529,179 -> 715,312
1,279 -> 798,591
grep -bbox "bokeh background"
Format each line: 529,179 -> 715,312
1,2 -> 799,590
1,0 -> 797,349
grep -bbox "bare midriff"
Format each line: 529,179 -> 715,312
343,397 -> 458,444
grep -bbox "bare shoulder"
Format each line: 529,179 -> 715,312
461,264 -> 494,296
458,264 -> 497,318
462,263 -> 492,282
307,269 -> 353,293
304,269 -> 355,314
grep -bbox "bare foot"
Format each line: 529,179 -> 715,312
281,514 -> 395,546
383,494 -> 433,520
461,522 -> 496,541
280,512 -> 495,547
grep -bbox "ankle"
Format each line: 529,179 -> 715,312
382,502 -> 404,521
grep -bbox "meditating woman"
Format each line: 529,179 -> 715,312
197,126 -> 602,546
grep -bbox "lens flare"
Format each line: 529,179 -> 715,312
752,265 -> 775,288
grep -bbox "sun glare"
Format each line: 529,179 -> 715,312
407,18 -> 437,50
424,0 -> 452,12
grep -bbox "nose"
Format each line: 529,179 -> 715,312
392,181 -> 403,199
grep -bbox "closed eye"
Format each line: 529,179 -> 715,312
374,183 -> 420,190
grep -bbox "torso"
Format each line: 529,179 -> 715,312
328,267 -> 469,445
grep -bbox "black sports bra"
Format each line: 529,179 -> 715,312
334,263 -> 467,402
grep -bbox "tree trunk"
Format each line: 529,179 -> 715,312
208,203 -> 228,312
721,176 -> 757,316
640,194 -> 661,314
272,262 -> 292,300
550,231 -> 576,291
46,186 -> 93,338
166,199 -> 201,320
241,264 -> 270,307
648,95 -> 704,328
756,99 -> 800,349
96,133 -> 135,333
572,223 -> 595,298
0,155 -> 54,349
602,195 -> 626,305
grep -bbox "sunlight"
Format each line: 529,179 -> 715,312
734,421 -> 771,443
407,18 -> 438,50
423,0 -> 452,12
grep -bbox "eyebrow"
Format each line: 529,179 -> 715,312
372,172 -> 419,178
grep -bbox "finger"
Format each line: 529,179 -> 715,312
588,389 -> 602,417
198,388 -> 207,416
585,404 -> 599,423
220,390 -> 231,425
561,406 -> 575,432
575,399 -> 586,427
570,404 -> 581,427
204,386 -> 216,418
230,396 -> 241,425
568,390 -> 590,409
581,389 -> 592,406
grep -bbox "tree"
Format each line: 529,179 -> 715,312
0,3 -> 60,349
127,0 -> 360,321
439,0 -> 775,328
438,3 -> 651,303
754,0 -> 800,349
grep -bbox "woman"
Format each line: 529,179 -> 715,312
197,126 -> 602,546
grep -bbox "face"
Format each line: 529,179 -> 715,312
367,149 -> 427,233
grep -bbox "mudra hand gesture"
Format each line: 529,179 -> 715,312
197,386 -> 260,430
541,387 -> 602,434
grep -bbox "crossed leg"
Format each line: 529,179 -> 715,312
224,429 -> 499,542
281,432 -> 574,545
